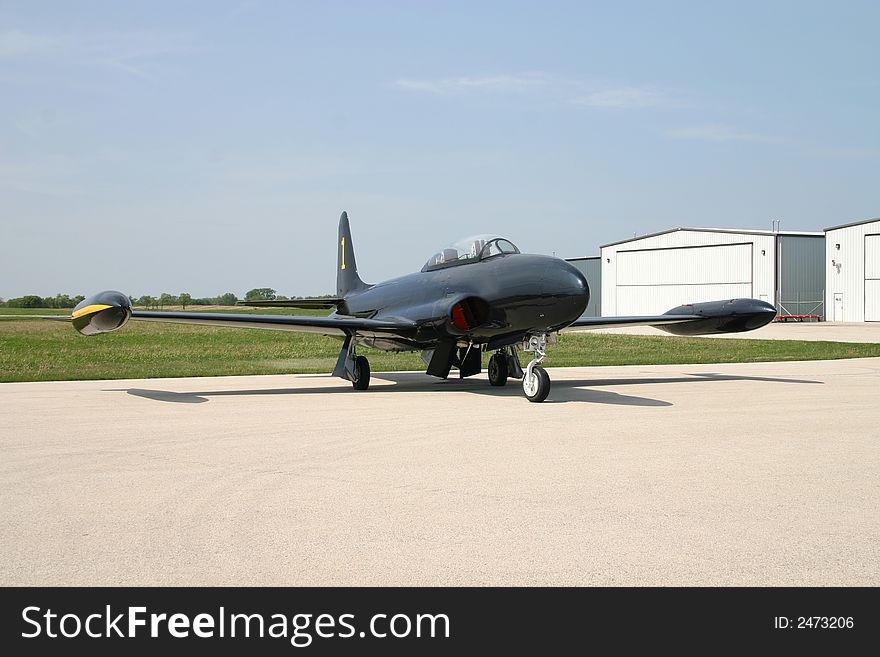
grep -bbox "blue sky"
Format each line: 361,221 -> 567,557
1,0 -> 878,297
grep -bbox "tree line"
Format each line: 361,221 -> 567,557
0,289 -> 334,309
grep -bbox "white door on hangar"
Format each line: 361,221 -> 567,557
615,243 -> 753,315
865,234 -> 880,322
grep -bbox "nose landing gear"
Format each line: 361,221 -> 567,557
522,334 -> 551,402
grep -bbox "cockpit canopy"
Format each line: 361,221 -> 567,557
422,235 -> 520,271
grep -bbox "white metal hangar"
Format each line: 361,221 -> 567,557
825,217 -> 880,322
599,228 -> 825,318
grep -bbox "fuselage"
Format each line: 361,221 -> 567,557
335,253 -> 589,350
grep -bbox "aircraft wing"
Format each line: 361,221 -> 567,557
564,299 -> 777,336
129,311 -> 413,337
564,315 -> 699,329
3,314 -> 70,321
67,292 -> 415,337
237,298 -> 343,309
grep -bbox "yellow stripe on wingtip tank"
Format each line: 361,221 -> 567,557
71,304 -> 112,320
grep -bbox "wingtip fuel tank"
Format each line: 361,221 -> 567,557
658,299 -> 777,336
71,290 -> 132,335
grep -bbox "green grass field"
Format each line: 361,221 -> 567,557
2,312 -> 880,382
0,307 -> 70,315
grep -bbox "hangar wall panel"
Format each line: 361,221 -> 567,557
565,257 -> 601,316
866,281 -> 880,322
616,243 -> 751,286
616,283 -> 752,315
865,234 -> 880,279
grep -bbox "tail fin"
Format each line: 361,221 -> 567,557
337,211 -> 367,297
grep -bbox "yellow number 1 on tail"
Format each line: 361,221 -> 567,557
340,237 -> 346,270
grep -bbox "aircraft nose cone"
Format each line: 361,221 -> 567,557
546,259 -> 590,317
552,260 -> 589,295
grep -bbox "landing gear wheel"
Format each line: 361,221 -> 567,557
352,355 -> 370,390
488,353 -> 509,386
522,366 -> 550,402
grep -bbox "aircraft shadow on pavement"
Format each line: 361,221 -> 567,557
110,371 -> 820,407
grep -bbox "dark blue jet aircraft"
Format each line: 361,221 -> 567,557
72,212 -> 777,402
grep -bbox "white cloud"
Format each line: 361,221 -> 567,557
666,124 -> 777,143
571,87 -> 671,109
394,73 -> 550,95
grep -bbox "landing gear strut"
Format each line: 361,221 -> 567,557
522,334 -> 551,402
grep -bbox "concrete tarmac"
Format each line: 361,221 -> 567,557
1,359 -> 878,586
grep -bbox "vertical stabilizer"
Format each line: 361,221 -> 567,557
337,211 -> 367,297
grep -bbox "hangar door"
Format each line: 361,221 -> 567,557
616,243 -> 753,315
866,234 -> 880,322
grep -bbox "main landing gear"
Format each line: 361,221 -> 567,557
487,351 -> 509,386
351,355 -> 370,390
487,347 -> 523,387
334,336 -> 371,390
521,334 -> 551,403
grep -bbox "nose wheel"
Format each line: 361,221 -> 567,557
522,365 -> 550,402
522,334 -> 551,402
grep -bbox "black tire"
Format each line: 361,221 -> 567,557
523,366 -> 550,402
488,353 -> 509,386
352,355 -> 370,390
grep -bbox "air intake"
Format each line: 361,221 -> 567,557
450,297 -> 490,332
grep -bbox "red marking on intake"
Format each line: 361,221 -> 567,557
451,303 -> 470,331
